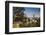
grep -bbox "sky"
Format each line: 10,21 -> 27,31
24,7 -> 40,17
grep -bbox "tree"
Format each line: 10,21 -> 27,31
13,7 -> 25,22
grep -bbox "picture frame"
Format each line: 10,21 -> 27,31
5,1 -> 45,34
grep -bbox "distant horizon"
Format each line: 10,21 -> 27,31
25,16 -> 40,19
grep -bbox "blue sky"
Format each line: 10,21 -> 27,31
24,7 -> 40,17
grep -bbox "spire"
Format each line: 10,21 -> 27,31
33,14 -> 35,18
33,14 -> 35,19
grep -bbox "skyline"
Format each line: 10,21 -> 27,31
24,7 -> 40,17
